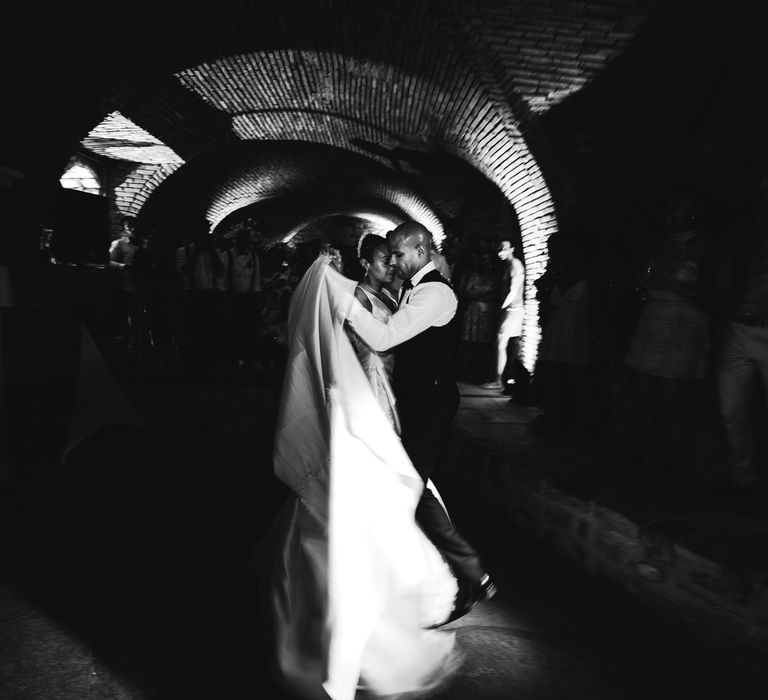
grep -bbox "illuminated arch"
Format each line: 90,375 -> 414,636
60,155 -> 103,196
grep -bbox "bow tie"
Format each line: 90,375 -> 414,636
398,279 -> 413,307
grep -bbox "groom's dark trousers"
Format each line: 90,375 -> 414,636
394,272 -> 486,586
398,391 -> 486,586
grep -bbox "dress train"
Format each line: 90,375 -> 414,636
253,258 -> 460,700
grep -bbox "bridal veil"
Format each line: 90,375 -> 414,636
256,257 -> 459,700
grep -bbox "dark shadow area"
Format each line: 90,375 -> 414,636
440,472 -> 768,700
0,405 -> 293,699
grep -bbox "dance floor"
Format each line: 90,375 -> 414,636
1,372 -> 766,699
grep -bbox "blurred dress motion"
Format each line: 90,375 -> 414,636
253,256 -> 460,700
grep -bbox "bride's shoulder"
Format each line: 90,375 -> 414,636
354,285 -> 373,312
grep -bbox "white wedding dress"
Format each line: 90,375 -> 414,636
254,257 -> 460,700
346,285 -> 402,436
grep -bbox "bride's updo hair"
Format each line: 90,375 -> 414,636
357,233 -> 388,263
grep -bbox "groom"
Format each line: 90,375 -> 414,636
346,220 -> 496,622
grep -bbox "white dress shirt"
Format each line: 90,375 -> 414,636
347,261 -> 457,352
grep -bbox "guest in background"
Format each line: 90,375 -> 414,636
108,215 -> 146,360
623,194 -> 723,495
108,215 -> 143,272
533,232 -> 599,445
716,167 -> 768,499
175,218 -> 225,377
482,240 -> 526,394
0,180 -> 80,480
131,227 -> 181,375
456,250 -> 499,384
432,240 -> 451,280
227,229 -> 262,378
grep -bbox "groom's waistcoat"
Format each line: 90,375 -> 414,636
393,270 -> 459,409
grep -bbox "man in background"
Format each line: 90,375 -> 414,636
482,240 -> 525,392
108,215 -> 146,358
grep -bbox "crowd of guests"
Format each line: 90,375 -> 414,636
527,185 -> 768,507
619,187 -> 768,503
106,217 -> 529,391
106,194 -> 768,506
107,217 -> 299,382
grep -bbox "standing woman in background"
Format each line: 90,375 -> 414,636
624,195 -> 723,494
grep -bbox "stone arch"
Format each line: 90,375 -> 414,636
135,141 -> 445,244
111,162 -> 182,223
171,49 -> 556,369
74,0 -> 587,371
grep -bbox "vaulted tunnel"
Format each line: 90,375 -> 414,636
70,23 -> 570,366
4,0 -> 670,370
10,0 -> 765,369
4,2 -> 768,698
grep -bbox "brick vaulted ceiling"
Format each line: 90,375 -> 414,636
7,0 -> 766,368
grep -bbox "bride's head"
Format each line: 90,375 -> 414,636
358,233 -> 394,290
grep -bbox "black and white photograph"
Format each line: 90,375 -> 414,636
1,1 -> 767,698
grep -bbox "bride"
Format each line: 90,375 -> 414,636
253,238 -> 462,700
345,233 -> 401,435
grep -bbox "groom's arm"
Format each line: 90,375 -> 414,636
346,282 -> 457,352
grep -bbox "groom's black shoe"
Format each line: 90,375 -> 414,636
431,573 -> 497,628
474,573 -> 498,603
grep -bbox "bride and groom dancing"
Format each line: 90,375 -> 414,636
253,221 -> 496,700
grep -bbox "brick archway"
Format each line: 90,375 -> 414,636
95,47 -> 558,369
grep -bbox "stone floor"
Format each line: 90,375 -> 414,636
447,383 -> 768,685
1,365 -> 767,699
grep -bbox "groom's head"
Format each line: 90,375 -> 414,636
387,222 -> 433,281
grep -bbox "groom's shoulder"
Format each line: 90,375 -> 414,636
420,269 -> 454,289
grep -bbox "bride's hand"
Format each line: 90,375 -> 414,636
320,245 -> 343,272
